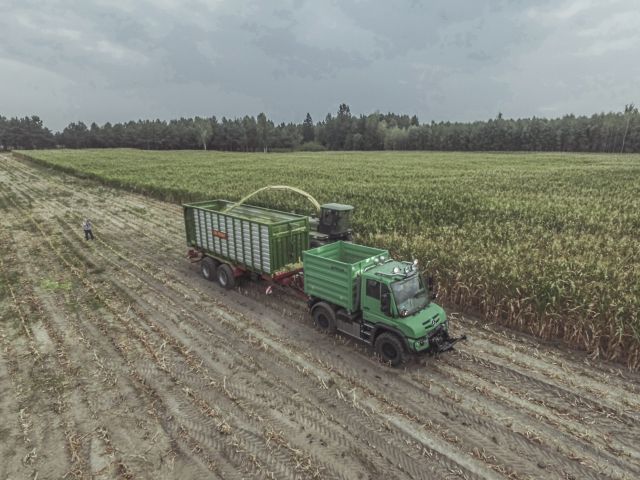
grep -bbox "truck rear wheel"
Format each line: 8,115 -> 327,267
201,257 -> 217,281
217,264 -> 236,289
375,332 -> 406,367
312,303 -> 336,334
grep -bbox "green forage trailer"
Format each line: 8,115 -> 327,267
184,199 -> 309,288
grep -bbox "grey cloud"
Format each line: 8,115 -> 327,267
249,26 -> 371,78
0,0 -> 637,130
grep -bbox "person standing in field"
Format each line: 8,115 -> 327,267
83,218 -> 95,240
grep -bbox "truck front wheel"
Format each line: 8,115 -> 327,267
312,303 -> 337,334
217,264 -> 236,289
375,332 -> 407,367
201,257 -> 218,281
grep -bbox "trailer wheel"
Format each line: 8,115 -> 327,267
312,303 -> 336,334
374,332 -> 406,367
201,257 -> 218,281
217,264 -> 235,289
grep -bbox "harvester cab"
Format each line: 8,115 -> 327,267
310,203 -> 354,247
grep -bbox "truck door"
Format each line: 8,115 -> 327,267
362,279 -> 393,323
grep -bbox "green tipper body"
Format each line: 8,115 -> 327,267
303,242 -> 388,311
184,200 -> 309,274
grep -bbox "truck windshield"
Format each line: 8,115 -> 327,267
391,275 -> 429,316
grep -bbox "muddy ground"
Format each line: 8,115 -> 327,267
1,152 -> 639,480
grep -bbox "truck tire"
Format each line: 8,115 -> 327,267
312,303 -> 337,334
201,257 -> 217,281
217,264 -> 236,289
374,332 -> 406,367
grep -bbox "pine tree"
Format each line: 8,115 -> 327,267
302,113 -> 314,143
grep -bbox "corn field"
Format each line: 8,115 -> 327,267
17,149 -> 640,368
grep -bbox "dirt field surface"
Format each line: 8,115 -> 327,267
1,153 -> 639,480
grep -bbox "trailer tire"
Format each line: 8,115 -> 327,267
201,257 -> 218,281
312,303 -> 337,334
217,264 -> 235,289
374,332 -> 406,367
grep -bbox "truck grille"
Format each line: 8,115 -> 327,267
422,314 -> 439,328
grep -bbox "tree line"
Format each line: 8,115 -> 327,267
1,103 -> 639,152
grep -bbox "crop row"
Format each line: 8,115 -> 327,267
15,149 -> 640,368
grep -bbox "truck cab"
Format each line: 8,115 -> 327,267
356,259 -> 448,362
304,242 -> 454,366
309,203 -> 353,247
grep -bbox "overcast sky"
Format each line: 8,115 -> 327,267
1,0 -> 639,131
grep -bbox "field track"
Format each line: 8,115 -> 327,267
1,152 -> 639,480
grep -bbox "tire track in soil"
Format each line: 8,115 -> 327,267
441,350 -> 640,463
8,228 -> 182,479
1,171 -> 277,479
430,359 -> 638,478
0,189 -> 212,478
28,249 -> 267,478
0,229 -> 72,479
456,332 -> 640,423
2,153 -> 640,479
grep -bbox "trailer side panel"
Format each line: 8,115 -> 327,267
184,200 -> 309,274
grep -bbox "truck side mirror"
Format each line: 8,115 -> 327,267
381,292 -> 392,316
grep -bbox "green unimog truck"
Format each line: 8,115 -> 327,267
304,241 -> 459,366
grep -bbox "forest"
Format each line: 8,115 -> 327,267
1,103 -> 639,153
